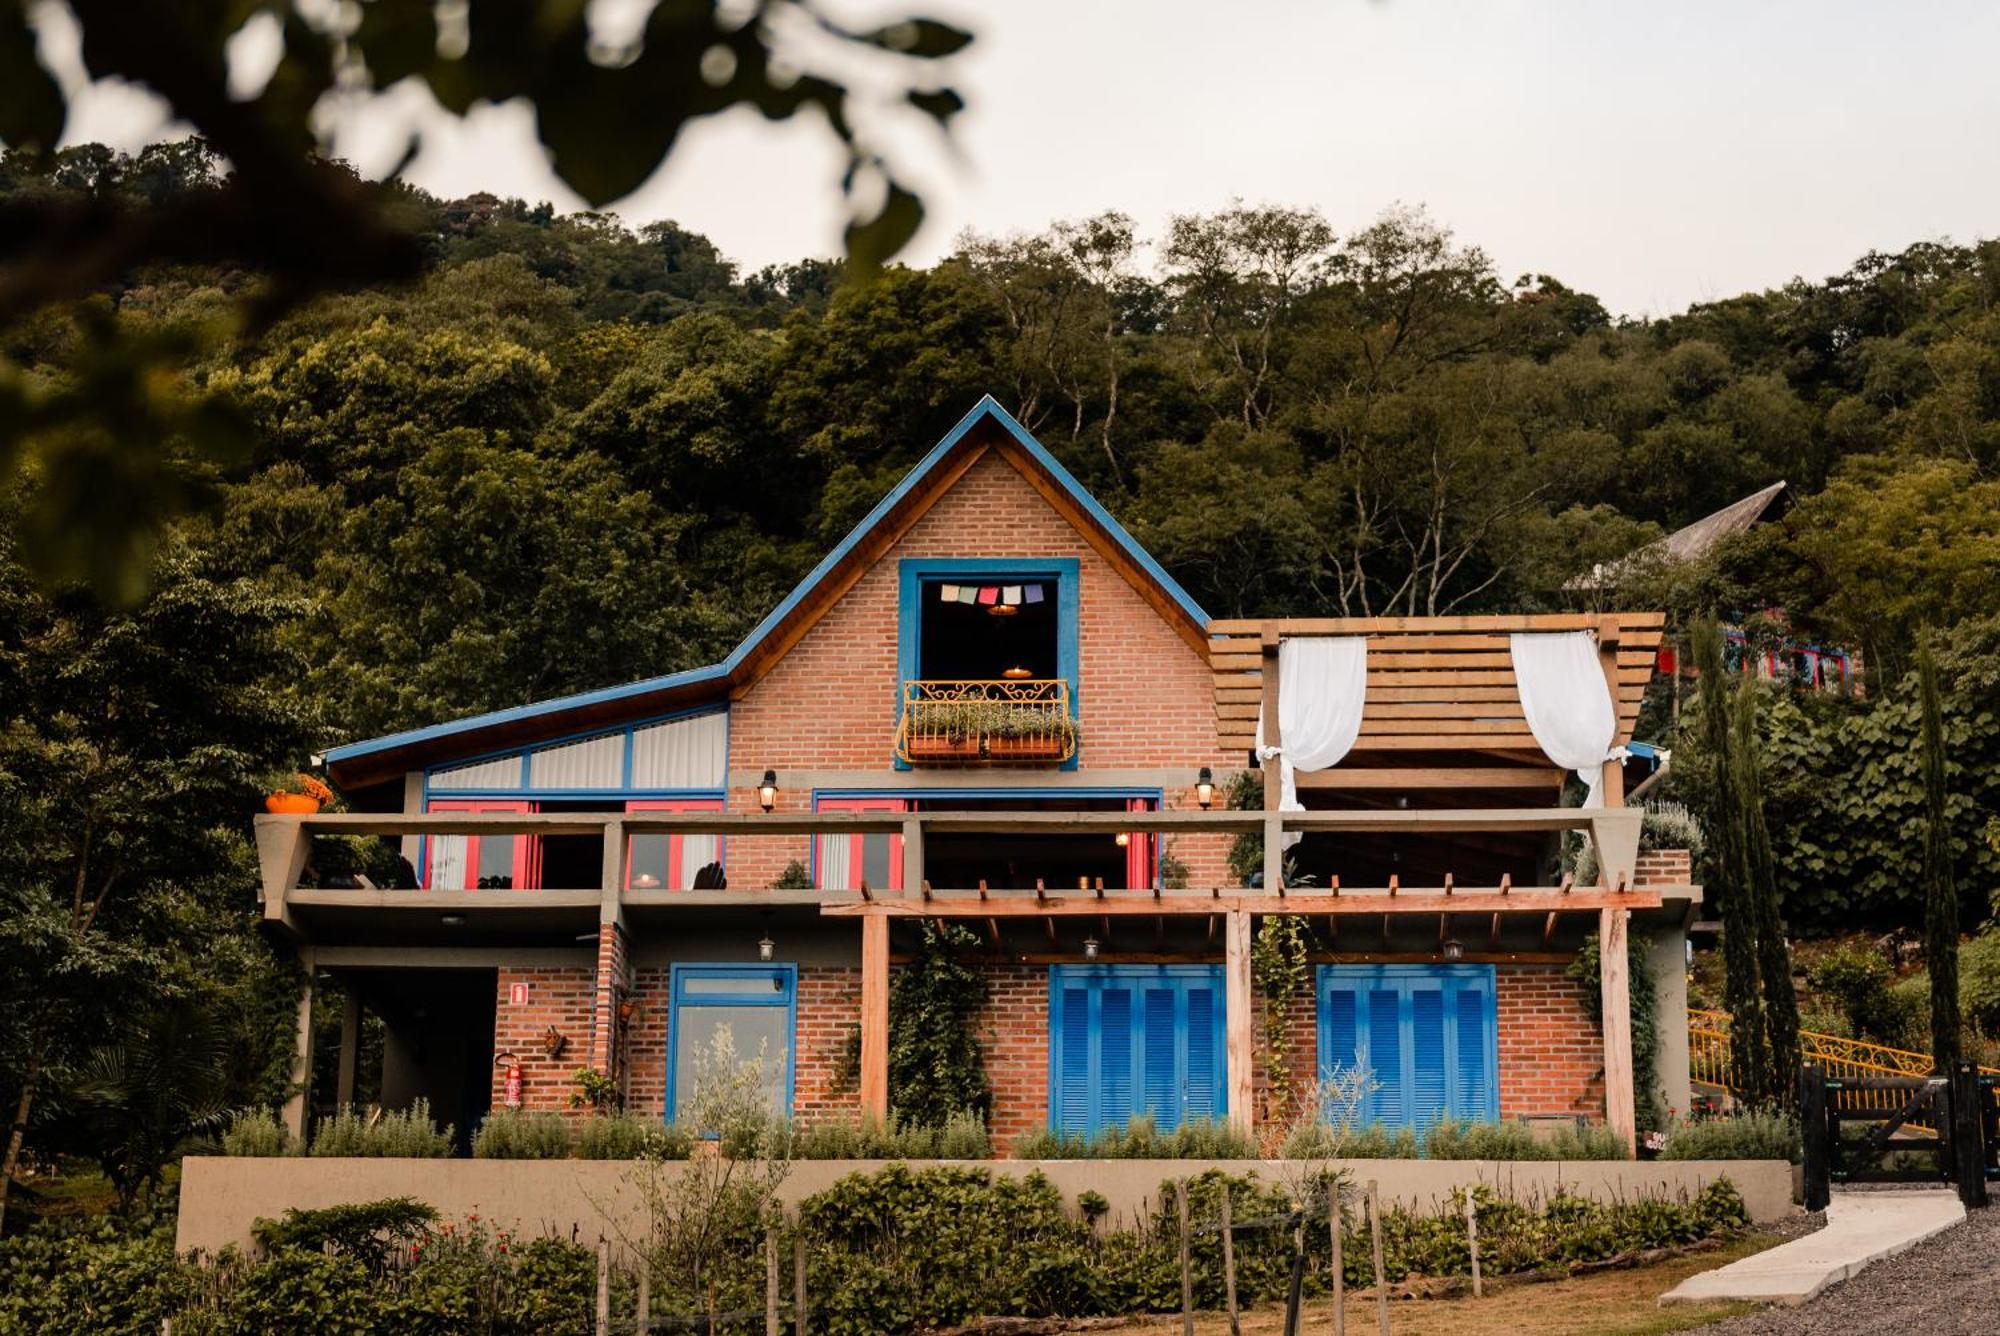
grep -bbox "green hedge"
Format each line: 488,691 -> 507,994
38,1166 -> 1750,1334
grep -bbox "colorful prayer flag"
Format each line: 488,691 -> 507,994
938,584 -> 960,603
1002,585 -> 1022,605
1023,584 -> 1045,605
977,586 -> 999,605
956,586 -> 977,604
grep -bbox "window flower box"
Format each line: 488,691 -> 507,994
896,681 -> 1079,766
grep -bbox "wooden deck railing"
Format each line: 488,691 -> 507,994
256,805 -> 1662,916
894,678 -> 1076,765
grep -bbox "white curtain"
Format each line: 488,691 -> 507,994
817,835 -> 851,891
1510,631 -> 1624,807
428,835 -> 468,889
1255,637 -> 1368,848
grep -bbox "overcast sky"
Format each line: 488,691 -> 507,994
50,0 -> 2000,317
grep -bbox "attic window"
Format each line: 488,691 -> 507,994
918,580 -> 1058,681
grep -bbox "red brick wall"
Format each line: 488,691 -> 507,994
794,967 -> 863,1122
723,449 -> 1235,890
1635,848 -> 1693,886
624,965 -> 670,1116
492,966 -> 596,1115
981,963 -> 1048,1150
1496,964 -> 1605,1121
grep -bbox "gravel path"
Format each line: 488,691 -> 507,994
1699,1194 -> 2000,1335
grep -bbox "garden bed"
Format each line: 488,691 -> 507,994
175,1155 -> 1798,1255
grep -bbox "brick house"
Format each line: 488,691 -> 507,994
272,397 -> 1696,1154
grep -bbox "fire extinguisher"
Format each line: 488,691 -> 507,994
496,1052 -> 523,1110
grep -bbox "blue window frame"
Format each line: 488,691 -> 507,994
665,964 -> 797,1123
1317,965 -> 1497,1131
1047,965 -> 1225,1136
896,557 -> 1081,770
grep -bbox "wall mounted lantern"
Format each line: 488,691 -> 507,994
1196,766 -> 1215,810
758,769 -> 778,812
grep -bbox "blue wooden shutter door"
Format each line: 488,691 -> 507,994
1050,967 -> 1225,1135
1058,988 -> 1092,1131
1100,987 -> 1134,1128
1183,985 -> 1218,1122
1409,986 -> 1448,1130
1321,966 -> 1498,1131
1367,989 -> 1403,1127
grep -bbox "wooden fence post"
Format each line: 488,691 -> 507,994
1327,1180 -> 1345,1336
766,1225 -> 780,1336
1178,1180 -> 1194,1336
1463,1196 -> 1481,1298
1366,1181 -> 1389,1336
595,1239 -> 611,1336
1800,1064 -> 1830,1212
794,1230 -> 809,1334
1952,1062 -> 1989,1210
1220,1187 -> 1240,1336
634,1259 -> 649,1336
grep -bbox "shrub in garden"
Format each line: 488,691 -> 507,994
1959,929 -> 2000,1034
251,1198 -> 438,1271
471,1109 -> 572,1159
0,1215 -> 191,1336
1009,1115 -> 1257,1160
575,1113 -> 693,1160
1658,1111 -> 1799,1162
793,1108 -> 991,1159
309,1099 -> 454,1157
1807,944 -> 1915,1043
1280,1118 -> 1625,1161
220,1108 -> 296,1156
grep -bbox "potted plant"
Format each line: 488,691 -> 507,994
984,705 -> 1078,760
265,772 -> 334,815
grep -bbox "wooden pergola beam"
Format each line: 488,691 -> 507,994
820,889 -> 1660,918
859,915 -> 889,1119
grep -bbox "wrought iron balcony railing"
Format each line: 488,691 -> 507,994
895,678 -> 1077,766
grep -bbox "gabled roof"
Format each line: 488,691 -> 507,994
1569,481 -> 1787,591
324,396 -> 1210,788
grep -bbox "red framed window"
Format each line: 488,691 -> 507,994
626,799 -> 725,890
425,800 -> 538,889
815,798 -> 907,891
1125,796 -> 1156,890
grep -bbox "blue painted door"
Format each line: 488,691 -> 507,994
1318,965 -> 1497,1131
1048,965 -> 1225,1136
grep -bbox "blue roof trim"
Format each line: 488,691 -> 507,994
324,396 -> 1210,767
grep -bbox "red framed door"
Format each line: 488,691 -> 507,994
626,799 -> 725,890
815,798 -> 907,891
425,800 -> 538,889
1125,797 -> 1155,890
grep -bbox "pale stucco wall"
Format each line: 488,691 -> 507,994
175,1154 -> 1794,1255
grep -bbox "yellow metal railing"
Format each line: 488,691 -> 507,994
895,679 -> 1077,766
1690,1006 -> 1999,1129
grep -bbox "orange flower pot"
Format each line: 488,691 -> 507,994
265,793 -> 322,815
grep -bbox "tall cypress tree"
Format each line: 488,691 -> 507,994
1734,678 -> 1800,1109
1693,617 -> 1767,1102
1918,643 -> 1962,1072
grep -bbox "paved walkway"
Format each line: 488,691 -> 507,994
1661,1189 -> 1965,1307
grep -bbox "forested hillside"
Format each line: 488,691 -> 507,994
3,142 -> 1998,1217
8,142 -> 1998,736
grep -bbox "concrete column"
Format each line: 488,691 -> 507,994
280,948 -> 316,1143
859,915 -> 890,1119
1599,909 -> 1636,1155
1650,923 -> 1692,1118
1224,909 -> 1254,1132
335,986 -> 360,1109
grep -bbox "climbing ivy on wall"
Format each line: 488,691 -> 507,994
881,920 -> 992,1127
1251,915 -> 1315,1125
1569,933 -> 1665,1131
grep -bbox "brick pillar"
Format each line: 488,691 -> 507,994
589,922 -> 631,1083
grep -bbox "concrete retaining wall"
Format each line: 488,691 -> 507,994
175,1155 -> 1795,1255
